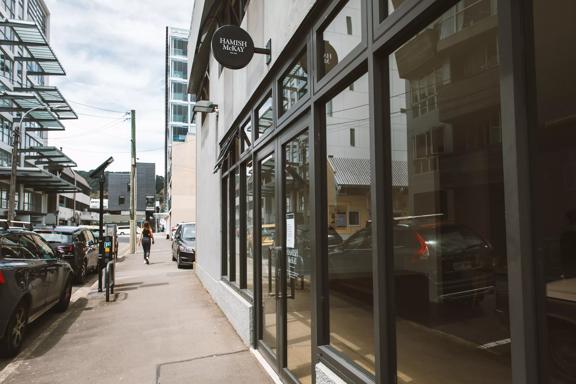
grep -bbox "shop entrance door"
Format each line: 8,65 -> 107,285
256,115 -> 312,384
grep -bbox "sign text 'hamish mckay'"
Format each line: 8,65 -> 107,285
212,25 -> 271,69
212,25 -> 255,69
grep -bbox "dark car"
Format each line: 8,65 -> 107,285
35,226 -> 99,283
0,229 -> 73,357
328,222 -> 495,304
172,223 -> 196,268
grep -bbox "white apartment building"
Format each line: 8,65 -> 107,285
165,26 -> 196,230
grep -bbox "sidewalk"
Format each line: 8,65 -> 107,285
1,237 -> 273,384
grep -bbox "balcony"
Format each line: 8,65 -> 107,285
438,66 -> 499,122
395,28 -> 438,78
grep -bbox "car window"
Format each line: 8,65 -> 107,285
0,235 -> 21,259
38,232 -> 73,243
19,234 -> 39,259
344,228 -> 371,249
181,224 -> 196,240
32,234 -> 56,259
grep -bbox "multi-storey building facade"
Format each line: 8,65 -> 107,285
0,0 -> 79,225
107,162 -> 156,213
188,0 -> 576,384
165,26 -> 196,230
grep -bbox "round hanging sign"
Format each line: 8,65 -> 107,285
212,25 -> 255,69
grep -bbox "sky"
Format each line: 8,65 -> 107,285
44,0 -> 194,175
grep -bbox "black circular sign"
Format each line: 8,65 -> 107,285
212,25 -> 255,70
323,41 -> 339,73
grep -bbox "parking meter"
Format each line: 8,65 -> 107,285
98,235 -> 114,292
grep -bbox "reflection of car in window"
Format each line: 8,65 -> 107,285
328,222 -> 496,304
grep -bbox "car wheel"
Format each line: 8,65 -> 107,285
172,251 -> 176,261
76,259 -> 87,284
54,279 -> 72,313
0,301 -> 29,357
177,253 -> 183,269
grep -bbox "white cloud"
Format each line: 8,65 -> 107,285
44,0 -> 194,175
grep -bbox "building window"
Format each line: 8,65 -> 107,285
256,94 -> 273,139
234,168 -> 241,286
325,73 -> 373,373
279,50 -> 308,116
348,211 -> 359,226
349,128 -> 355,147
245,161 -> 254,293
171,60 -> 187,79
171,82 -> 188,101
241,119 -> 252,152
171,104 -> 189,124
319,0 -> 362,77
171,38 -> 188,57
346,15 -> 353,35
118,195 -> 125,205
389,2 -> 511,382
259,153 -> 276,350
172,125 -> 188,142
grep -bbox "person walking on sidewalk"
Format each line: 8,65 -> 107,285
138,221 -> 155,264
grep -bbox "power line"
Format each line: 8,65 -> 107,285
68,99 -> 127,114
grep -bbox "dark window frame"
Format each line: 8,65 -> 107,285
215,0 -> 543,382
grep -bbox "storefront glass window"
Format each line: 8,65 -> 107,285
235,168 -> 241,286
279,50 -> 308,116
320,0 -> 362,78
326,73 -> 374,374
242,119 -> 252,152
222,176 -> 228,277
389,1 -> 511,382
256,94 -> 273,139
532,1 -> 576,382
260,153 -> 277,352
284,132 -> 311,383
246,161 -> 254,293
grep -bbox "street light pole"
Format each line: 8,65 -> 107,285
7,105 -> 46,224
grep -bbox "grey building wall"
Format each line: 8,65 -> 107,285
107,172 -> 130,211
137,162 -> 156,210
107,163 -> 156,212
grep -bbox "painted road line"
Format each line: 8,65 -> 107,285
0,279 -> 99,384
478,338 -> 511,350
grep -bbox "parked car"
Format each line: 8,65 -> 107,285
0,228 -> 73,357
170,224 -> 181,240
35,226 -> 98,283
117,225 -> 130,236
172,222 -> 196,268
328,222 -> 496,304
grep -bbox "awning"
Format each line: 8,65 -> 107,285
328,157 -> 408,187
0,166 -> 80,193
0,18 -> 65,75
22,146 -> 77,168
13,85 -> 77,119
0,91 -> 65,130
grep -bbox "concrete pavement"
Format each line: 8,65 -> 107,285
0,237 -> 273,384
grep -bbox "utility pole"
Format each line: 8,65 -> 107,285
130,110 -> 136,254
